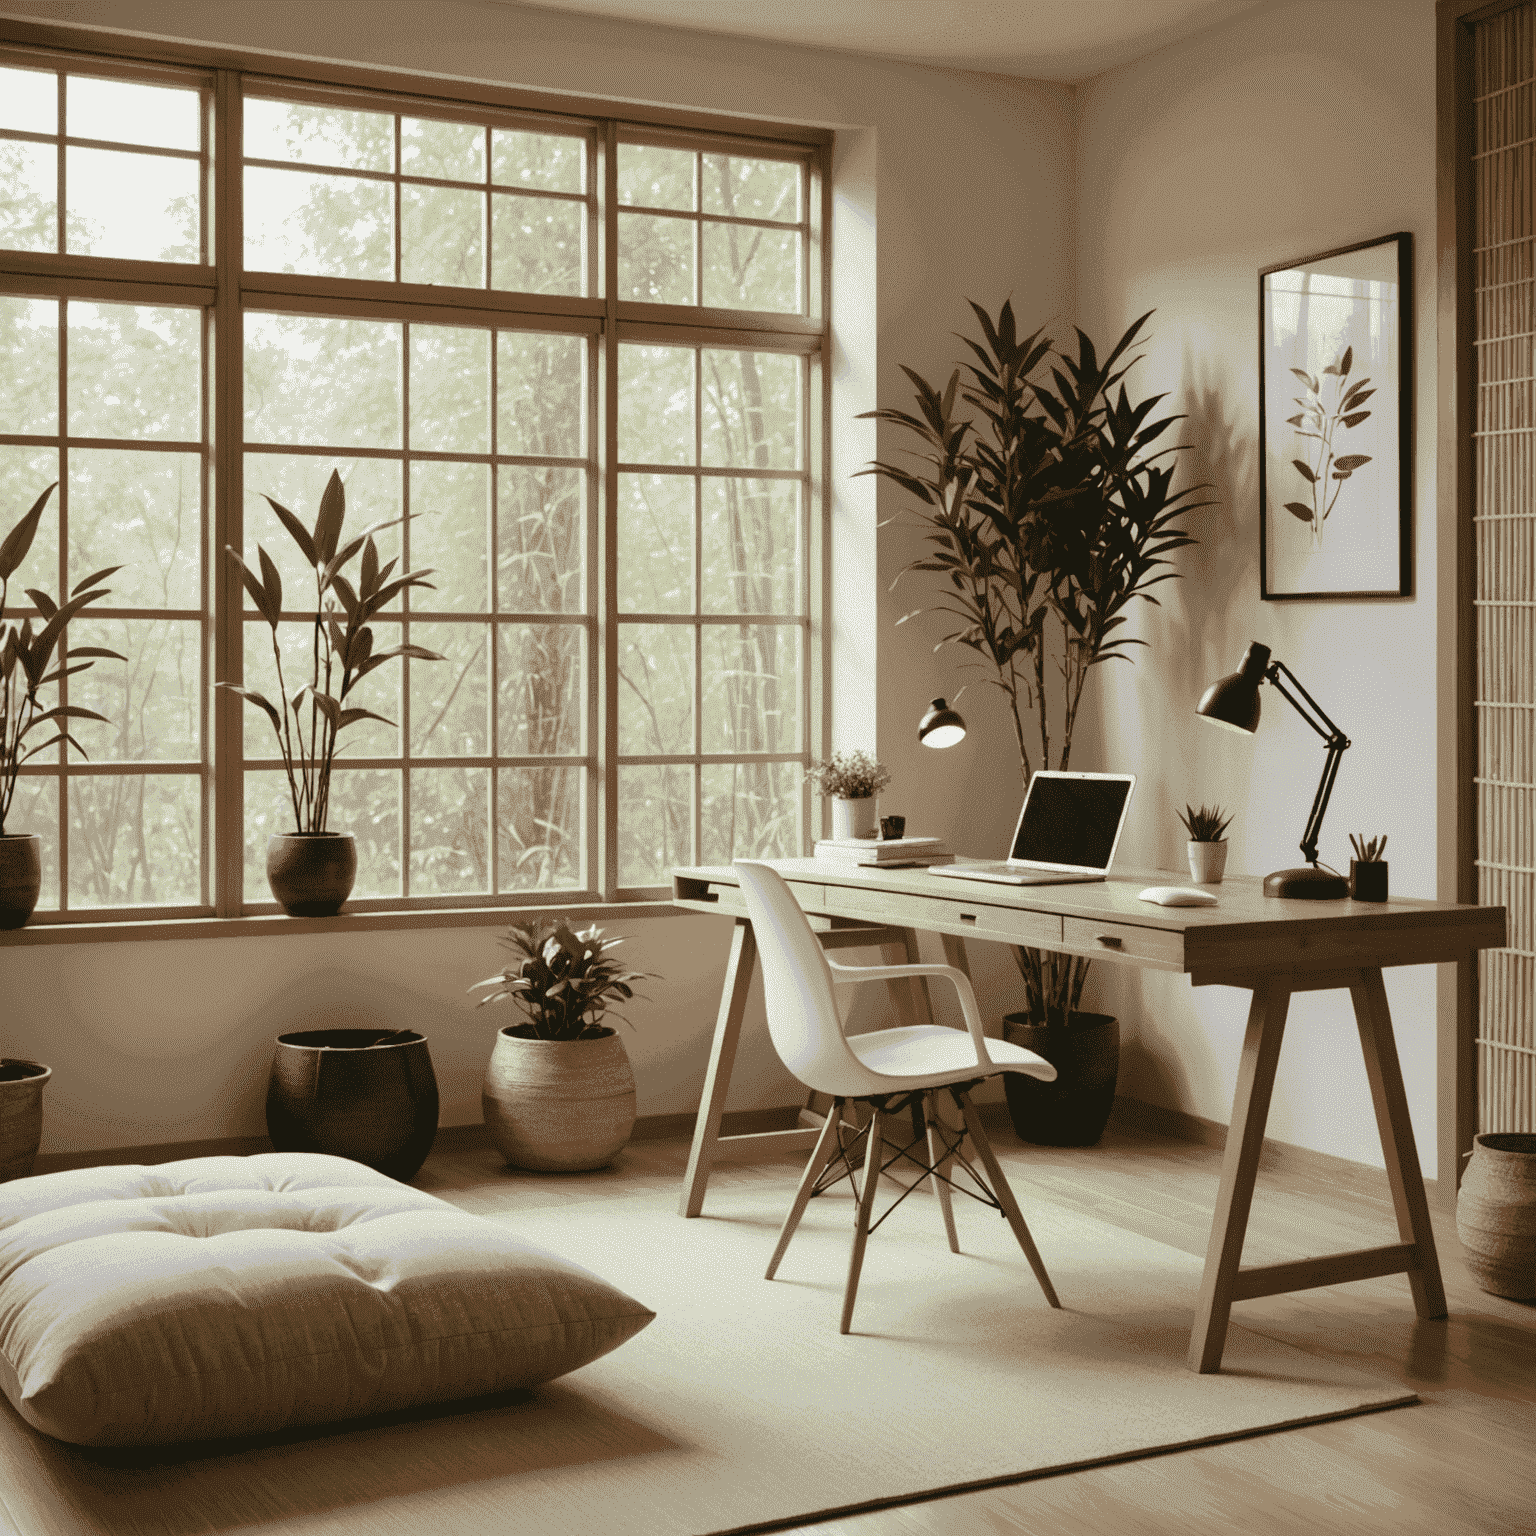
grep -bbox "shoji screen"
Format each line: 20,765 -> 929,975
1474,1 -> 1535,1133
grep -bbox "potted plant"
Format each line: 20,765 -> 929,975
1180,802 -> 1232,884
472,920 -> 654,1172
0,483 -> 122,929
862,301 -> 1210,1146
806,749 -> 891,840
1349,833 -> 1389,901
222,470 -> 442,915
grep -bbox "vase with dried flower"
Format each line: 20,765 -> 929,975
806,749 -> 891,840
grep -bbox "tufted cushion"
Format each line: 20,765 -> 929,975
0,1152 -> 655,1447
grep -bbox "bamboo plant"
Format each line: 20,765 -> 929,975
0,483 -> 122,833
222,469 -> 442,833
861,302 -> 1211,1026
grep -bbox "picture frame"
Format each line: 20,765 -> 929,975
1259,231 -> 1412,600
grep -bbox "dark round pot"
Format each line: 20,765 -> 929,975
267,832 -> 357,916
1002,1011 -> 1119,1148
267,1028 -> 439,1182
0,834 -> 42,931
0,1059 -> 50,1182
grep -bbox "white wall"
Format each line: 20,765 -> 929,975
0,0 -> 1073,1153
1072,0 -> 1443,1174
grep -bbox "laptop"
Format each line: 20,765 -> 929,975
928,770 -> 1136,887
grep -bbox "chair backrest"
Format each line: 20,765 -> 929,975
733,861 -> 881,1099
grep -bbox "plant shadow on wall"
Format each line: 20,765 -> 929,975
860,303 -> 1211,1140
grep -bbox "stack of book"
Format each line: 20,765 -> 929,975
813,835 -> 953,868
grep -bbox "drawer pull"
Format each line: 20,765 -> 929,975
960,912 -> 977,924
1095,934 -> 1124,948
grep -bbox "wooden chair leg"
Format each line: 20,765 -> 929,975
841,1106 -> 887,1335
766,1100 -> 846,1281
923,1091 -> 960,1254
957,1090 -> 1059,1308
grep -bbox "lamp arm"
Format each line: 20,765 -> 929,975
1266,661 -> 1351,867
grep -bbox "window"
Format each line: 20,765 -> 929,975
0,42 -> 825,922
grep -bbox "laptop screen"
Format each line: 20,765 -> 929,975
1010,772 -> 1134,871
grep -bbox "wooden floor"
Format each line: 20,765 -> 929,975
418,1117 -> 1536,1536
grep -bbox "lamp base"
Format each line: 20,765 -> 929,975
1263,865 -> 1349,900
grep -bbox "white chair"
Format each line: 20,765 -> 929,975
733,859 -> 1062,1333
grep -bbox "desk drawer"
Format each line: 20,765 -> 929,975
822,886 -> 1062,949
1062,915 -> 1185,969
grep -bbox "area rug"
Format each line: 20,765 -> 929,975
0,1176 -> 1415,1536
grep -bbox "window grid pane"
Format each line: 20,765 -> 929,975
615,338 -> 808,885
243,95 -> 592,298
241,314 -> 594,902
0,290 -> 211,915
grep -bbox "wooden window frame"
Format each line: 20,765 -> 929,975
0,20 -> 833,941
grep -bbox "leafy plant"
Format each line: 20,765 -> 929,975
1349,833 -> 1388,863
469,921 -> 654,1041
1283,346 -> 1373,551
861,302 -> 1211,1027
805,749 -> 891,799
1179,803 -> 1232,843
0,483 -> 123,834
221,469 -> 443,834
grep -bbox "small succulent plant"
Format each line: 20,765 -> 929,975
1350,833 -> 1388,863
1179,803 -> 1232,843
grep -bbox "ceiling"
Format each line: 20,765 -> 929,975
496,0 -> 1268,82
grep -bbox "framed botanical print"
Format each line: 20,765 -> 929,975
1259,231 -> 1412,600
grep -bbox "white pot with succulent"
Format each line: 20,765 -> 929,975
0,482 -> 123,930
470,921 -> 655,1172
806,749 -> 891,840
221,470 -> 443,916
1180,802 -> 1232,884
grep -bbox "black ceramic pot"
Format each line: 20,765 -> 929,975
1002,1011 -> 1119,1148
266,832 -> 357,916
267,1028 -> 439,1182
0,834 -> 42,931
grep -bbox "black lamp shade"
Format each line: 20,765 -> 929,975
918,697 -> 966,749
1196,641 -> 1270,735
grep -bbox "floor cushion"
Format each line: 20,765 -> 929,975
0,1152 -> 655,1447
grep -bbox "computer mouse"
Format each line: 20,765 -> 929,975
1138,886 -> 1219,906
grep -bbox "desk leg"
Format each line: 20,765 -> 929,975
940,932 -> 971,978
1350,967 -> 1448,1319
679,918 -> 757,1218
1188,976 -> 1292,1374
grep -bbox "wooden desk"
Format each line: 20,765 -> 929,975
671,860 -> 1506,1373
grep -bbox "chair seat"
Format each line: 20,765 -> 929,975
847,1024 -> 1056,1089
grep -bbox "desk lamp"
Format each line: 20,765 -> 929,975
918,698 -> 966,748
1196,641 -> 1351,900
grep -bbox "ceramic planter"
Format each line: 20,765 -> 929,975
1457,1132 -> 1536,1299
1002,1012 -> 1119,1147
0,1060 -> 50,1182
483,1027 -> 637,1172
1351,860 -> 1389,901
266,831 -> 357,916
267,1028 -> 439,1182
1186,839 -> 1228,884
831,796 -> 877,840
0,834 -> 42,931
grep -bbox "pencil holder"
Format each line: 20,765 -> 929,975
1350,860 -> 1388,902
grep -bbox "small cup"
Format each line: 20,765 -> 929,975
1351,860 -> 1388,902
879,814 -> 906,841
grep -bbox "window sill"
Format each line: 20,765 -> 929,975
0,899 -> 693,946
